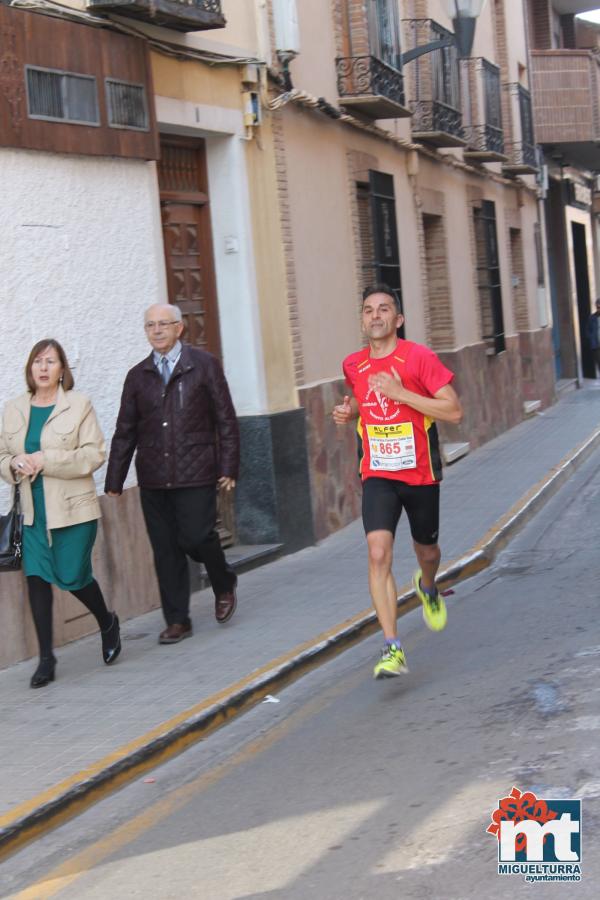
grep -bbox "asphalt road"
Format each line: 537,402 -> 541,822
4,448 -> 600,900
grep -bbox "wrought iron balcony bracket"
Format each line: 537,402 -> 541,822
401,36 -> 454,66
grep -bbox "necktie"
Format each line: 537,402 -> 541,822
160,356 -> 170,386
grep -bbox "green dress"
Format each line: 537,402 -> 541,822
23,405 -> 97,591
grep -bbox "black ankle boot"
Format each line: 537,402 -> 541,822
101,613 -> 121,665
30,655 -> 56,689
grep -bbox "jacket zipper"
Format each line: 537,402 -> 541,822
178,380 -> 183,411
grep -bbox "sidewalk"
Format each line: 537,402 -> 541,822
2,383 -> 600,854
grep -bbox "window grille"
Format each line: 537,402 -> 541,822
26,67 -> 99,125
105,79 -> 149,131
473,200 -> 505,354
357,171 -> 404,335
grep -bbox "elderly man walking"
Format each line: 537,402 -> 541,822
105,304 -> 240,643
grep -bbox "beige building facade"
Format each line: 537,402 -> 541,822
264,0 -> 557,538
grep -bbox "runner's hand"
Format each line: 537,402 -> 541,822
218,476 -> 236,492
368,367 -> 405,402
332,395 -> 353,425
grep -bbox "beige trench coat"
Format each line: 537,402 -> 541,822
0,387 -> 105,529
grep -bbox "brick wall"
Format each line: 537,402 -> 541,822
423,211 -> 456,350
344,0 -> 370,57
493,0 -> 516,151
271,109 -> 305,386
527,0 -> 552,50
509,227 -> 529,332
347,149 -> 379,317
332,0 -> 345,57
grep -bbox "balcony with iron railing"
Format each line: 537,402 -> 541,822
530,49 -> 600,170
335,55 -> 410,119
86,0 -> 225,33
402,19 -> 465,147
502,83 -> 538,175
462,58 -> 507,162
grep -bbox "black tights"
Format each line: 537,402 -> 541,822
27,575 -> 113,660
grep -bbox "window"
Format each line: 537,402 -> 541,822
482,60 -> 501,131
473,200 -> 505,354
105,79 -> 149,131
26,66 -> 99,125
517,85 -> 534,148
357,171 -> 403,332
431,22 -> 461,111
367,0 -> 402,70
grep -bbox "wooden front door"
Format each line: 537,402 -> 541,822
158,140 -> 221,356
158,138 -> 234,543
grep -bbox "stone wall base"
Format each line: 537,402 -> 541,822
235,409 -> 315,553
0,488 -> 160,670
298,379 -> 362,543
437,329 -> 556,449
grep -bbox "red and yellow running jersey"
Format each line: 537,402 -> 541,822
343,339 -> 454,485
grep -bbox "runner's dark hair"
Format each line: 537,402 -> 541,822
362,284 -> 402,314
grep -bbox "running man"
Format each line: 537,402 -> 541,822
333,285 -> 462,679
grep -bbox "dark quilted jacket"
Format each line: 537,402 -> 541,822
104,344 -> 239,492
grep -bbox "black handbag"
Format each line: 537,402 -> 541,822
0,484 -> 23,571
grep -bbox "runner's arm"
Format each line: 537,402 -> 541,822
401,383 -> 462,424
369,369 -> 462,424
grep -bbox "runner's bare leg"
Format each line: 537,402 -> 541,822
367,530 -> 397,639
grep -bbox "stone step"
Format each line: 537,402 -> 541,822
556,378 -> 578,397
523,399 -> 541,416
442,441 -> 470,465
190,543 -> 283,591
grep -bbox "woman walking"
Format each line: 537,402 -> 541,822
0,339 -> 120,687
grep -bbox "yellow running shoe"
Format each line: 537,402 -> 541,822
413,569 -> 447,632
373,642 -> 408,679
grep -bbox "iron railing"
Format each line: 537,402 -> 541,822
505,140 -> 537,168
411,99 -> 462,136
466,124 -> 505,155
461,58 -> 504,154
402,19 -> 463,139
336,55 -> 405,107
503,83 -> 537,170
86,0 -> 225,31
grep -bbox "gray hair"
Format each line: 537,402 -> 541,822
144,304 -> 183,323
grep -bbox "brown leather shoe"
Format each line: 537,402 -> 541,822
215,588 -> 237,624
159,622 -> 192,644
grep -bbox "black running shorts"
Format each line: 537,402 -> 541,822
362,477 -> 440,545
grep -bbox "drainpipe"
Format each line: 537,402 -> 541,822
520,0 -> 576,389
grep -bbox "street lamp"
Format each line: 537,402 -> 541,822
445,0 -> 488,58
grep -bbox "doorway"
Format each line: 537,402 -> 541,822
572,222 -> 594,379
158,136 -> 234,543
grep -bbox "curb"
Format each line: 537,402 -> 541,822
2,425 -> 600,861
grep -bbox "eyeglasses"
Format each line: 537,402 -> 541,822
144,321 -> 179,331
